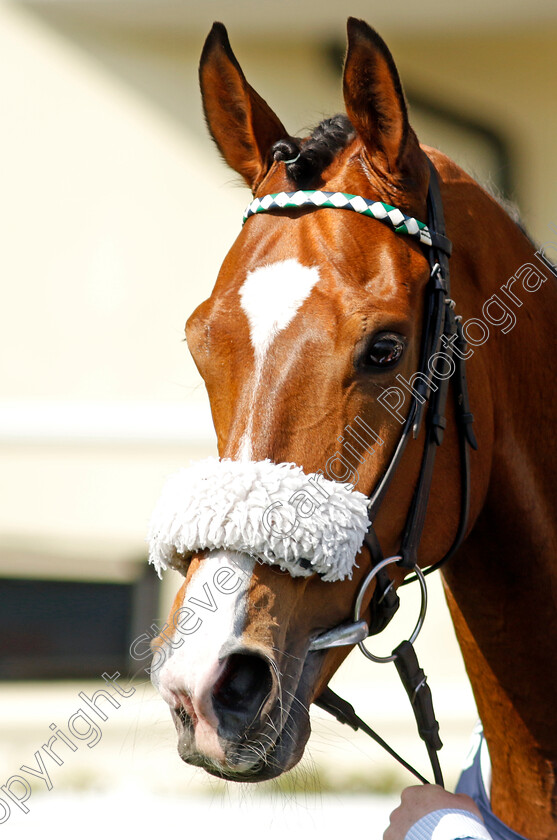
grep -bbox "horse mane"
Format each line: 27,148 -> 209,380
271,114 -> 356,187
481,179 -> 534,244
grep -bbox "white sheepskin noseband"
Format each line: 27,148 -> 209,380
148,458 -> 370,582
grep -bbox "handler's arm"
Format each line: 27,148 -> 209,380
384,785 -> 494,840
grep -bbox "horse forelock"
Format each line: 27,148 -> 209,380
271,114 -> 356,188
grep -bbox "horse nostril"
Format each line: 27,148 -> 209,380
176,706 -> 189,726
212,653 -> 273,726
173,704 -> 195,734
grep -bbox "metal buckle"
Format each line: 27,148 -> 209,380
354,556 -> 428,663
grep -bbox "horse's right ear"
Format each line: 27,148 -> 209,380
199,23 -> 288,191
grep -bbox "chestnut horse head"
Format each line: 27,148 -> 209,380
148,18 -> 557,833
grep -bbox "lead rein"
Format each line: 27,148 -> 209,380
314,635 -> 444,788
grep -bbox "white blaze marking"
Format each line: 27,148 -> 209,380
155,551 -> 255,758
157,551 -> 255,696
239,259 -> 321,364
237,259 -> 321,458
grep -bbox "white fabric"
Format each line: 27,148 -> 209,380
405,810 -> 493,840
461,720 -> 493,799
148,457 -> 370,582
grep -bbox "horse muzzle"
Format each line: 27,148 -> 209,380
156,638 -> 316,780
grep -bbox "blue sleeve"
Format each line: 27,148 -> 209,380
405,808 -> 494,840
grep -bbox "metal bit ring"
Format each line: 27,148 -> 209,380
354,555 -> 427,663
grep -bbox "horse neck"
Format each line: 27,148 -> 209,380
442,200 -> 557,837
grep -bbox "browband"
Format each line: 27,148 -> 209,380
243,190 -> 452,256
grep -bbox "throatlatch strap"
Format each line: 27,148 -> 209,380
454,319 -> 478,451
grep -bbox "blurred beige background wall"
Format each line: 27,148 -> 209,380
0,0 -> 555,831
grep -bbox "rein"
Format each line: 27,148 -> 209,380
242,158 -> 477,788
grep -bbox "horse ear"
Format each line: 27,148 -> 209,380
343,18 -> 418,176
199,23 -> 288,190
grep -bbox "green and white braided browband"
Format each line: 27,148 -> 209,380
243,190 -> 433,247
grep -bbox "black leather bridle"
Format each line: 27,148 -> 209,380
362,157 -> 477,627
243,159 -> 477,786
313,160 -> 477,787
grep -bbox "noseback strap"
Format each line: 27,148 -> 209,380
148,457 -> 370,583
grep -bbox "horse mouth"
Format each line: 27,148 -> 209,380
172,651 -> 320,782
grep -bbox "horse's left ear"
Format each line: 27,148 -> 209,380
343,18 -> 419,176
199,22 -> 288,190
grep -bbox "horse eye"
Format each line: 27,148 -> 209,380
360,333 -> 405,369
